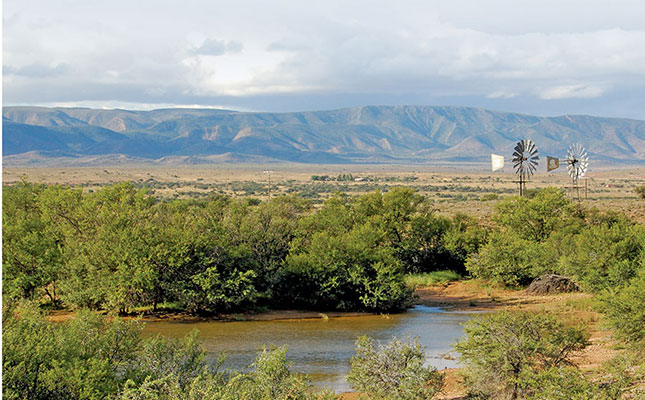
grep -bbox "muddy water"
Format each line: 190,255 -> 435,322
143,305 -> 477,392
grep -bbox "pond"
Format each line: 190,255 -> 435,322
143,305 -> 478,393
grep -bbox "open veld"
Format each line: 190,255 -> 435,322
5,164 -> 644,222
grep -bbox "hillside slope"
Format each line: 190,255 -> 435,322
4,105 -> 644,165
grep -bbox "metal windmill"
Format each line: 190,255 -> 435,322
565,143 -> 589,200
512,139 -> 539,196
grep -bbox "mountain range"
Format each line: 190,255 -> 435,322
3,105 -> 645,166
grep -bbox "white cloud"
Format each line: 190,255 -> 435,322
488,91 -> 517,99
538,84 -> 605,100
3,0 -> 645,118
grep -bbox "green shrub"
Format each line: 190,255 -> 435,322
560,222 -> 644,292
465,231 -> 542,287
119,347 -> 335,400
282,223 -> 413,312
347,336 -> 443,400
635,185 -> 645,199
455,311 -> 588,400
3,302 -> 142,400
404,270 -> 461,288
480,193 -> 499,201
599,270 -> 645,346
518,363 -> 638,400
493,187 -> 579,242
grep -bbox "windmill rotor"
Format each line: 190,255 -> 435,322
512,139 -> 539,177
565,143 -> 589,183
511,139 -> 539,196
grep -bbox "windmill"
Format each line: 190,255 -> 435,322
512,139 -> 539,196
565,143 -> 589,200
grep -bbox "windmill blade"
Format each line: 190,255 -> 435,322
515,142 -> 525,152
526,140 -> 536,151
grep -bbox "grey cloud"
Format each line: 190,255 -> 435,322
4,63 -> 70,77
193,39 -> 243,56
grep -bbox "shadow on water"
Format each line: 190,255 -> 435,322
143,305 -> 480,392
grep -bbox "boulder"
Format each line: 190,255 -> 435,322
525,274 -> 579,295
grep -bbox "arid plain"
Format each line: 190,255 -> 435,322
4,164 -> 644,223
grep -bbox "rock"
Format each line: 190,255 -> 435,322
525,274 -> 579,295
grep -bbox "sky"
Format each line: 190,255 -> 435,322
3,0 -> 645,119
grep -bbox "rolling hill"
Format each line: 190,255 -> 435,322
3,105 -> 645,166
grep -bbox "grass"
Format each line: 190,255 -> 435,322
404,270 -> 461,289
4,166 -> 644,222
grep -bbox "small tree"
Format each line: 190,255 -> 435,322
347,336 -> 443,400
455,311 -> 588,400
599,270 -> 645,346
635,185 -> 645,199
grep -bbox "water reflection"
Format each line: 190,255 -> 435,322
143,305 -> 477,392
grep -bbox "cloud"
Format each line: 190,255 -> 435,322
4,62 -> 70,77
538,84 -> 605,100
488,91 -> 517,99
192,39 -> 243,56
3,1 -> 645,119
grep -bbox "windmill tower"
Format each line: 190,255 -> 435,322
565,143 -> 589,200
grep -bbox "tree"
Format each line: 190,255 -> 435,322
347,336 -> 443,400
2,302 -> 142,400
2,183 -> 64,305
599,269 -> 645,346
455,311 -> 588,400
282,222 -> 412,312
559,222 -> 643,292
493,188 -> 579,242
465,231 -> 543,287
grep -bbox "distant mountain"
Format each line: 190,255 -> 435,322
3,105 -> 645,166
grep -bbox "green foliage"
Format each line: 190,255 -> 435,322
559,222 -> 644,292
347,336 -> 443,400
443,213 -> 490,269
404,270 -> 461,289
3,302 -> 142,400
455,310 -> 588,400
468,188 -> 643,290
635,185 -> 645,199
599,269 -> 645,346
493,187 -> 579,242
3,304 -> 332,400
518,353 -> 644,400
283,223 -> 412,311
2,182 -> 65,305
118,347 -> 335,400
518,364 -> 635,400
466,231 -> 543,286
0,183 -> 489,313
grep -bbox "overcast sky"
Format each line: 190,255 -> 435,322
3,0 -> 645,119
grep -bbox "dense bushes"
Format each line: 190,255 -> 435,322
599,269 -> 645,346
2,303 -> 333,400
3,183 -> 479,313
467,187 -> 644,290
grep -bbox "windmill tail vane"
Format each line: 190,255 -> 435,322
546,156 -> 560,172
491,154 -> 504,171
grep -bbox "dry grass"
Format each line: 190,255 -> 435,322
4,165 -> 644,222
